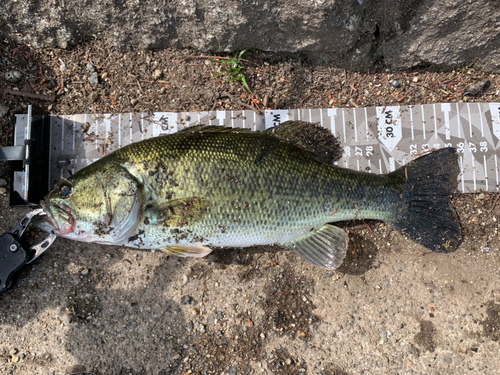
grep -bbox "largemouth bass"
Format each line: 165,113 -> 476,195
36,126 -> 461,269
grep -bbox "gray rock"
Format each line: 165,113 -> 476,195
0,103 -> 8,118
0,178 -> 7,187
88,72 -> 99,85
0,0 -> 499,72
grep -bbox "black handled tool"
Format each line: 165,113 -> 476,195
0,209 -> 56,294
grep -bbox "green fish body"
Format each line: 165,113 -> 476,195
37,126 -> 461,269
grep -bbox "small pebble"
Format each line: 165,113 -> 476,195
181,295 -> 192,305
392,80 -> 401,88
59,60 -> 67,72
89,72 -> 99,85
152,69 -> 163,80
332,273 -> 341,281
5,70 -> 22,82
0,178 -> 7,187
477,192 -> 487,200
130,98 -> 139,105
181,114 -> 190,122
81,268 -> 89,275
191,308 -> 199,315
86,63 -> 96,73
263,94 -> 269,107
12,355 -> 19,363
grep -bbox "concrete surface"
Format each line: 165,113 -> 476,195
0,192 -> 499,374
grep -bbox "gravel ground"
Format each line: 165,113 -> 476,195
1,40 -> 500,375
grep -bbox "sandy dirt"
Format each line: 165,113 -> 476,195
1,40 -> 500,375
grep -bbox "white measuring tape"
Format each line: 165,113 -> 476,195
14,102 -> 500,193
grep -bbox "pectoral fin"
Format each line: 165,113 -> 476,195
162,245 -> 212,258
146,197 -> 210,227
283,224 -> 348,270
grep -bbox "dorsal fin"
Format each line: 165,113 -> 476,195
264,121 -> 342,164
178,125 -> 253,134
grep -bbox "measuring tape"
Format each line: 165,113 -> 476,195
12,102 -> 500,199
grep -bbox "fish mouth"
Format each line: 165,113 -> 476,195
35,201 -> 76,236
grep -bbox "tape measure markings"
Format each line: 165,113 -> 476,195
13,102 -> 500,193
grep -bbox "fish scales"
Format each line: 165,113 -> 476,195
115,131 -> 397,248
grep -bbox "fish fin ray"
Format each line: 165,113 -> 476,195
390,147 -> 461,252
177,125 -> 253,134
146,197 -> 210,227
263,121 -> 342,164
283,224 -> 348,270
162,245 -> 212,258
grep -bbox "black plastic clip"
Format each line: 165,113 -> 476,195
0,209 -> 57,294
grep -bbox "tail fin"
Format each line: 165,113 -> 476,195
389,148 -> 461,252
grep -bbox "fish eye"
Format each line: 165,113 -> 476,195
59,183 -> 73,199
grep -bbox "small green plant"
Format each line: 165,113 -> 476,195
213,49 -> 252,93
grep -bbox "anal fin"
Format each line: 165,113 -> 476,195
283,224 -> 348,270
162,245 -> 212,258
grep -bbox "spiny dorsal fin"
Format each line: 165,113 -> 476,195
178,125 -> 253,134
283,224 -> 348,270
162,245 -> 212,258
